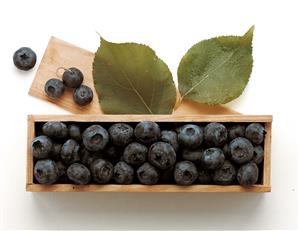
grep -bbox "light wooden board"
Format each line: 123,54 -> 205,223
27,114 -> 272,192
29,37 -> 238,115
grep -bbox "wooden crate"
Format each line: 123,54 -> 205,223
27,114 -> 272,192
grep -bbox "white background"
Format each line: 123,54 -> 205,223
0,0 -> 298,229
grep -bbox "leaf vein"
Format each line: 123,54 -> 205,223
182,50 -> 237,98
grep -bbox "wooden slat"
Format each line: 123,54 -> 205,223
26,184 -> 270,193
29,114 -> 273,123
26,114 -> 272,192
26,115 -> 35,185
263,122 -> 272,188
28,36 -> 239,116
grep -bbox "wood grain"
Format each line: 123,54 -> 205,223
30,114 -> 272,123
28,37 -> 239,115
27,114 -> 272,192
26,115 -> 34,186
263,121 -> 272,188
29,37 -> 102,114
26,184 -> 270,193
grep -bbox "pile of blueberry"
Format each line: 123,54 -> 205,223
13,47 -> 93,106
44,67 -> 93,106
32,121 -> 265,186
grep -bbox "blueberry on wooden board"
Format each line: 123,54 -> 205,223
253,145 -> 264,165
178,124 -> 203,149
13,47 -> 36,70
44,78 -> 65,99
229,137 -> 254,164
73,85 -> 93,106
108,123 -> 134,147
237,162 -> 259,186
34,159 -> 59,184
113,161 -> 134,184
60,139 -> 80,165
82,125 -> 109,152
68,124 -> 81,141
160,130 -> 179,152
32,135 -> 52,159
42,121 -> 68,139
137,162 -> 159,185
213,160 -> 236,185
62,67 -> 84,88
201,148 -> 225,170
90,159 -> 113,184
245,123 -> 265,145
204,122 -> 227,147
67,163 -> 91,185
174,161 -> 198,185
134,121 -> 160,144
228,124 -> 246,140
148,142 -> 176,170
123,142 -> 148,166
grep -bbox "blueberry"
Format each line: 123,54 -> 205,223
113,161 -> 134,184
123,142 -> 147,166
68,124 -> 81,141
253,145 -> 264,165
56,161 -> 67,178
148,142 -> 176,170
34,159 -> 59,184
49,143 -> 62,160
245,123 -> 265,145
73,85 -> 93,106
60,139 -> 80,165
90,159 -> 113,183
182,148 -> 203,163
13,47 -> 36,70
67,163 -> 91,185
178,124 -> 203,149
229,137 -> 254,164
228,124 -> 245,140
174,161 -> 198,185
222,143 -> 231,159
108,123 -> 134,147
213,160 -> 236,185
79,148 -> 97,167
42,121 -> 68,139
204,123 -> 227,147
62,67 -> 84,88
237,162 -> 259,186
201,148 -> 225,170
82,125 -> 109,151
44,78 -> 65,99
137,162 -> 159,185
134,121 -> 160,144
197,169 -> 212,184
160,130 -> 179,152
104,145 -> 122,163
32,135 -> 52,159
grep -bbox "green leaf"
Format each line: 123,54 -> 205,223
178,26 -> 254,105
93,38 -> 176,114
